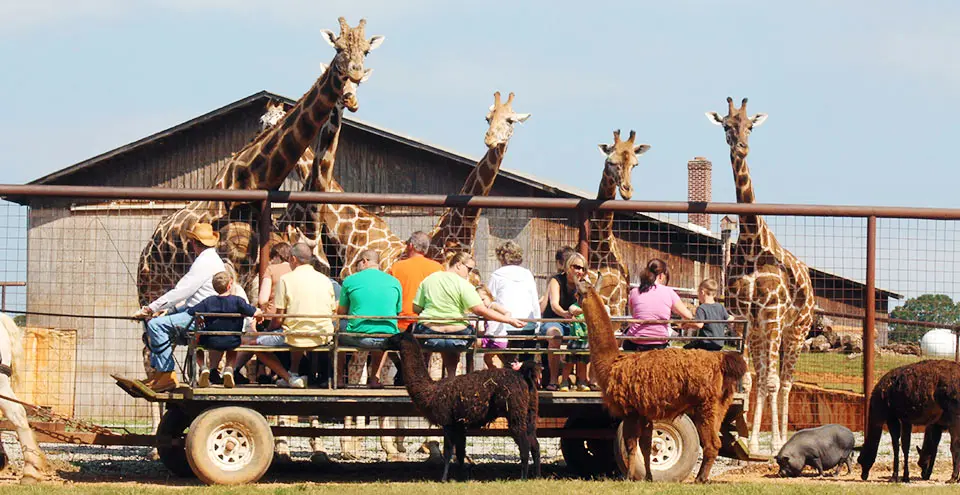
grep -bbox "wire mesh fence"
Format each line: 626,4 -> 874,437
1,187 -> 959,475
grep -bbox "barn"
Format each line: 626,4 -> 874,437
9,90 -> 899,420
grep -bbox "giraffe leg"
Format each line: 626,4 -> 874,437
758,307 -> 785,452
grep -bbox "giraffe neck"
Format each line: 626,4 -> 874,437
427,143 -> 507,259
587,169 -> 629,314
219,61 -> 348,193
730,150 -> 765,240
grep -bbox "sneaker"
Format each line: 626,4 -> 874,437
576,382 -> 591,392
276,378 -> 290,388
289,376 -> 306,389
559,379 -> 571,392
222,367 -> 235,389
234,371 -> 250,385
198,368 -> 211,388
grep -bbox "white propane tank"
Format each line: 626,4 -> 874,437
920,328 -> 957,358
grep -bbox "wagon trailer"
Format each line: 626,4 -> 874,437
101,317 -> 762,485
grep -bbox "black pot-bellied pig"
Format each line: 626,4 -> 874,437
774,424 -> 855,477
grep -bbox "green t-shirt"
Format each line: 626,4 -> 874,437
339,268 -> 402,334
570,303 -> 587,342
412,271 -> 483,327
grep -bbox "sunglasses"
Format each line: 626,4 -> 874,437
570,264 -> 586,271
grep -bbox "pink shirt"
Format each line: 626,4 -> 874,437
625,284 -> 680,345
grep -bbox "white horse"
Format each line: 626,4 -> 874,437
0,313 -> 51,483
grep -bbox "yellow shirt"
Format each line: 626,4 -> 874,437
274,264 -> 336,347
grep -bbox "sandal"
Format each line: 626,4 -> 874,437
588,382 -> 601,391
543,384 -> 558,392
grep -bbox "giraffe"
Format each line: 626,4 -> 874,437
136,17 -> 383,306
591,130 -> 650,316
426,92 -> 530,261
706,97 -> 815,452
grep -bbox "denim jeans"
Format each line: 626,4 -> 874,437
339,334 -> 389,350
146,311 -> 195,372
412,324 -> 474,350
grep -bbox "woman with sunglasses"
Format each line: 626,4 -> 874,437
624,258 -> 695,352
539,252 -> 588,391
411,252 -> 525,378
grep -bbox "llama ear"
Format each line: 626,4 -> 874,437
750,113 -> 768,127
706,111 -> 724,125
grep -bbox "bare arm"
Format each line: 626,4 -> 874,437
471,304 -> 524,328
546,278 -> 570,318
258,277 -> 273,308
673,299 -> 696,329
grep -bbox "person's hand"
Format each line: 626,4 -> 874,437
508,318 -> 525,328
132,306 -> 154,320
570,306 -> 584,317
253,308 -> 264,323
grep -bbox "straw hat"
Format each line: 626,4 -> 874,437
186,222 -> 219,248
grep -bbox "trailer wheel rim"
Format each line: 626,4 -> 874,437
206,422 -> 255,472
649,424 -> 681,470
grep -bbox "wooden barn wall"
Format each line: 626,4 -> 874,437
44,104 -> 267,191
26,206 -> 170,420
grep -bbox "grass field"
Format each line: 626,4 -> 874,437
3,481 -> 960,495
794,351 -> 922,392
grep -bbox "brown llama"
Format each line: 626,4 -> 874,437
578,280 -> 746,482
385,332 -> 541,481
859,359 -> 960,483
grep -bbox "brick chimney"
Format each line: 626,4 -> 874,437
687,156 -> 712,231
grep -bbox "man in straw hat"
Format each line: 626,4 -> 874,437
136,222 -> 225,392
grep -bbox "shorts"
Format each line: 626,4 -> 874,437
339,334 -> 389,350
683,341 -> 724,351
565,339 -> 590,364
412,323 -> 474,350
622,340 -> 668,352
256,330 -> 285,347
481,338 -> 507,350
539,322 -> 571,338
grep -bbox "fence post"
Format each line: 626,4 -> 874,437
258,199 -> 272,281
576,207 -> 590,261
863,216 -> 877,431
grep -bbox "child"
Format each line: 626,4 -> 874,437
559,301 -> 591,392
683,279 -> 732,351
477,286 -> 512,369
189,271 -> 263,388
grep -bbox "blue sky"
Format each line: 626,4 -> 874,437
0,1 -> 958,306
3,0 -> 959,208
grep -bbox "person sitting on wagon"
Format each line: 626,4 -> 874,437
411,252 -> 525,378
683,278 -> 733,351
337,249 -> 403,388
135,222 -> 225,392
189,271 -> 263,388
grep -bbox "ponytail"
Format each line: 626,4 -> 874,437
636,258 -> 670,295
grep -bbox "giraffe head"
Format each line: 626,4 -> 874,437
706,97 -> 768,157
318,62 -> 369,113
320,17 -> 384,85
484,92 -> 531,148
259,101 -> 287,131
597,130 -> 651,200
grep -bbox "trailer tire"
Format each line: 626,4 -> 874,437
157,407 -> 193,477
615,415 -> 699,482
559,416 -> 619,478
185,406 -> 274,485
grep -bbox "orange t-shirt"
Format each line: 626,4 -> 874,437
388,255 -> 443,330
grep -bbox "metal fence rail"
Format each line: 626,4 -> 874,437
1,184 -> 958,465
